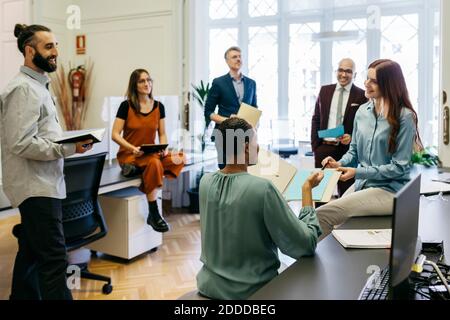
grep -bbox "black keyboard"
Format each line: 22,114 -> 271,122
358,267 -> 390,300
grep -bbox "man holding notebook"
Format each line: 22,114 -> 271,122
0,24 -> 93,300
204,46 -> 258,168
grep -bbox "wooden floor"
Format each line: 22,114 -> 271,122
0,201 -> 202,300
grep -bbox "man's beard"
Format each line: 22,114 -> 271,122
33,50 -> 57,73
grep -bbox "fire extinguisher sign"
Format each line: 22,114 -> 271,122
76,35 -> 86,55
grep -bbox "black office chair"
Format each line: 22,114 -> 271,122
62,152 -> 112,294
11,152 -> 112,294
270,119 -> 299,159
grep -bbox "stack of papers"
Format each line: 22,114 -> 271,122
248,149 -> 297,194
332,229 -> 392,249
283,169 -> 341,202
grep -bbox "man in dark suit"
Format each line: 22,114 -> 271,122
204,46 -> 257,168
311,58 -> 367,196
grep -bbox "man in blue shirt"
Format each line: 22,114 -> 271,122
204,46 -> 257,168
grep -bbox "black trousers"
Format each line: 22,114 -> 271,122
10,197 -> 72,300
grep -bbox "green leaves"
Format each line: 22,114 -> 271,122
191,80 -> 210,109
191,80 -> 212,130
411,147 -> 441,167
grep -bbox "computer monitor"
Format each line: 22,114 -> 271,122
389,174 -> 421,299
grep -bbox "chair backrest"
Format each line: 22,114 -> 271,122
62,152 -> 108,251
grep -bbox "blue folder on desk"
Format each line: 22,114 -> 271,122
318,125 -> 344,139
283,169 -> 341,202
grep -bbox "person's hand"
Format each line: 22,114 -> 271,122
159,148 -> 169,158
131,146 -> 144,157
321,156 -> 341,169
302,171 -> 324,190
337,167 -> 356,181
75,139 -> 93,154
338,134 -> 352,145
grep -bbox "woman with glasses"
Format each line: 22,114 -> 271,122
316,59 -> 422,240
112,69 -> 185,232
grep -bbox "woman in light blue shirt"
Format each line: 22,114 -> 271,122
317,59 -> 422,239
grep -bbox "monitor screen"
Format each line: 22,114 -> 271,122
390,174 -> 421,287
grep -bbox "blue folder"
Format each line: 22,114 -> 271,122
283,169 -> 335,201
318,125 -> 345,139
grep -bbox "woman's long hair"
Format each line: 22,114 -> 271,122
368,59 -> 423,153
125,69 -> 153,113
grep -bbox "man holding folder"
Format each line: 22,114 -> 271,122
311,58 -> 367,196
204,46 -> 258,168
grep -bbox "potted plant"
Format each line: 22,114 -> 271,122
411,146 -> 441,168
187,81 -> 211,213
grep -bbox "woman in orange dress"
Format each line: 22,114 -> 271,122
112,69 -> 185,232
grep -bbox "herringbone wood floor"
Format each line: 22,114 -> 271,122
0,201 -> 202,300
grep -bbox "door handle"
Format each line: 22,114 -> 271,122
444,106 -> 449,145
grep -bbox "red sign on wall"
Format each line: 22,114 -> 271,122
76,35 -> 86,55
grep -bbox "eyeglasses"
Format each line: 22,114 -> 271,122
336,68 -> 353,74
138,78 -> 153,84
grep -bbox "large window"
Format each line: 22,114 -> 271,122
193,0 -> 441,147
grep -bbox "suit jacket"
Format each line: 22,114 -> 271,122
204,73 -> 257,121
311,83 -> 367,151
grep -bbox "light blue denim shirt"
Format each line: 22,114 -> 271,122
339,100 -> 416,193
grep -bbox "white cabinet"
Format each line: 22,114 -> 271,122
88,187 -> 162,260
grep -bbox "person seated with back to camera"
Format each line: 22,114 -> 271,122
196,117 -> 323,300
112,68 -> 185,233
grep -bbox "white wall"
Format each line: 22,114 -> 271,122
69,0 -> 183,130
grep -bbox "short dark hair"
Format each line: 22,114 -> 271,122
214,118 -> 254,165
224,46 -> 241,60
14,24 -> 51,56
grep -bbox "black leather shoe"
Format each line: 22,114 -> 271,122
121,164 -> 141,178
147,202 -> 170,232
146,214 -> 170,233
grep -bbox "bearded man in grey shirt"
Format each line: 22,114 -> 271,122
0,24 -> 93,300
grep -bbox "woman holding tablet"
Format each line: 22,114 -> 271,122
112,69 -> 185,232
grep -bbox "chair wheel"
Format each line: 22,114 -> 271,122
102,284 -> 113,294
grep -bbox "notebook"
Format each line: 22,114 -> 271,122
140,144 -> 169,154
54,128 -> 106,144
237,103 -> 262,127
247,149 -> 297,194
332,229 -> 392,249
283,169 -> 341,202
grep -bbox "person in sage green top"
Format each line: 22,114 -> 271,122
196,118 -> 323,300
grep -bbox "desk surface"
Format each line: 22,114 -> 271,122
250,192 -> 450,300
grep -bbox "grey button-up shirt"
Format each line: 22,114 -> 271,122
231,73 -> 244,105
0,66 -> 76,207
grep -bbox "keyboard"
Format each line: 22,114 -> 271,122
358,267 -> 390,300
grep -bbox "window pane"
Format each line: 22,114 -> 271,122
209,0 -> 238,20
381,14 -> 418,116
209,28 -> 238,79
248,26 -> 278,145
289,23 -> 321,142
332,18 -> 367,88
431,10 -> 440,147
249,0 -> 278,17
